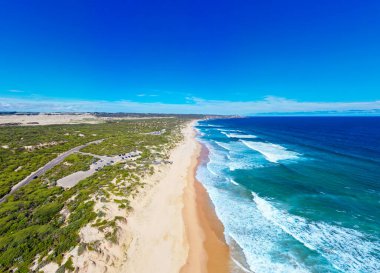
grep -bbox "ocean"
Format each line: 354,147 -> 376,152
195,117 -> 380,273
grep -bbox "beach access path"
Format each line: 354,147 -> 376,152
0,139 -> 103,204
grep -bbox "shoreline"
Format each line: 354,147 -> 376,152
123,121 -> 231,273
118,121 -> 231,273
67,121 -> 231,273
180,127 -> 231,273
193,139 -> 252,273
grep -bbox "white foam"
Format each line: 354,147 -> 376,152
205,145 -> 227,176
206,164 -> 218,176
241,140 -> 300,163
229,178 -> 239,186
213,141 -> 257,170
220,131 -> 257,139
227,133 -> 257,139
214,141 -> 231,151
217,128 -> 242,132
228,159 -> 258,171
212,140 -> 263,171
231,257 -> 254,273
206,124 -> 223,128
194,127 -> 205,136
252,192 -> 380,273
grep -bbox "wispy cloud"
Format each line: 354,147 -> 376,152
0,96 -> 379,115
136,93 -> 159,97
8,89 -> 25,93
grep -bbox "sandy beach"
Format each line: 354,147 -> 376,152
40,121 -> 230,273
180,142 -> 230,273
122,121 -> 230,273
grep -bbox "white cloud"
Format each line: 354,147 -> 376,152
0,96 -> 380,115
136,93 -> 158,97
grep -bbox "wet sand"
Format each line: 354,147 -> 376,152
181,138 -> 230,273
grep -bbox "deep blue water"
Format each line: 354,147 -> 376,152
195,117 -> 380,273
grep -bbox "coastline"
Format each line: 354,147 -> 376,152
180,137 -> 230,273
58,121 -> 231,273
122,121 -> 231,272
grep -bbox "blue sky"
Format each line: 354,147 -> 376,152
1,0 -> 380,114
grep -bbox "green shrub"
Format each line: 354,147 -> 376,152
0,118 -> 186,272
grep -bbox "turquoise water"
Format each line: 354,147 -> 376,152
195,117 -> 380,273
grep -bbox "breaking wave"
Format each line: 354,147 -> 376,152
241,140 -> 300,163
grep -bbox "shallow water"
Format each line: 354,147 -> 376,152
196,117 -> 380,273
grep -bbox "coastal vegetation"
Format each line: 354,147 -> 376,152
45,153 -> 97,184
0,118 -> 187,272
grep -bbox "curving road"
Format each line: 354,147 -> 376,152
0,139 -> 103,204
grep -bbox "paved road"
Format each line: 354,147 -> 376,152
0,139 -> 103,204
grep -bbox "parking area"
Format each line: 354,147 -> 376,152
57,150 -> 142,188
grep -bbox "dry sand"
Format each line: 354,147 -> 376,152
124,122 -> 230,273
0,114 -> 101,125
120,128 -> 193,273
0,114 -> 174,126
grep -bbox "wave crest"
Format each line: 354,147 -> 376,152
241,140 -> 300,163
221,131 -> 257,139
